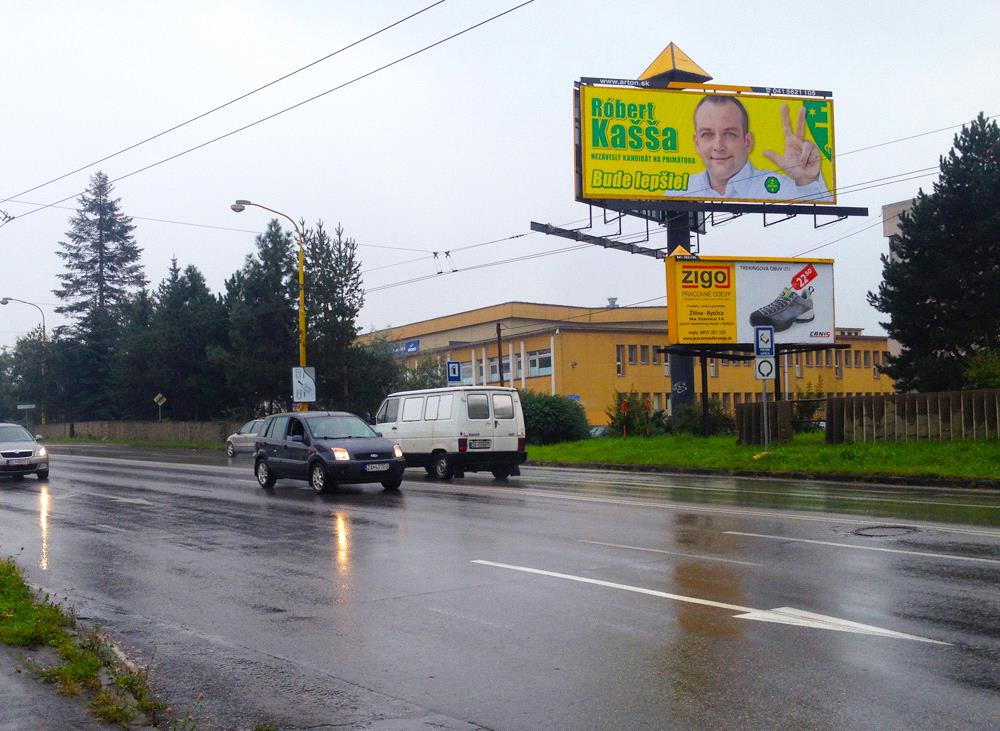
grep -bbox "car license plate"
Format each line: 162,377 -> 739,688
364,463 -> 390,472
468,439 -> 491,449
6,458 -> 29,466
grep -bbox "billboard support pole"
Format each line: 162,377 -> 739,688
666,210 -> 695,414
699,354 -> 710,436
774,349 -> 783,401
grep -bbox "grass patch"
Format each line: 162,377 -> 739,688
0,557 -> 164,727
528,432 -> 1000,483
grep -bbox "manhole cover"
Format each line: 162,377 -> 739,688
852,525 -> 918,538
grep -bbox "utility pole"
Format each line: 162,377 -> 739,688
496,323 -> 505,386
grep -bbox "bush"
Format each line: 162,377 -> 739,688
666,399 -> 734,436
519,390 -> 590,444
605,389 -> 666,437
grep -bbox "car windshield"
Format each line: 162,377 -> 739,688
307,415 -> 377,439
0,425 -> 33,442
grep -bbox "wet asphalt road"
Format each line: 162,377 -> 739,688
2,446 -> 999,730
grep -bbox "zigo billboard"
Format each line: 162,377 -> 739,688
665,255 -> 835,345
578,84 -> 836,204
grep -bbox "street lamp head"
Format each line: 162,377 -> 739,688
230,202 -> 246,213
0,298 -> 8,305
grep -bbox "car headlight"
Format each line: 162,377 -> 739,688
332,447 -> 351,461
393,444 -> 403,458
36,446 -> 47,457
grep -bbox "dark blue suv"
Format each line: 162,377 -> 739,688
253,411 -> 405,493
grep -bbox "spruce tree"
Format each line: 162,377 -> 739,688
53,171 -> 147,320
868,113 -> 1000,391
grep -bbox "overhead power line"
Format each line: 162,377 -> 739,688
4,0 -> 536,228
0,0 -> 448,207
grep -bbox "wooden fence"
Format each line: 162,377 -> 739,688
825,390 -> 1000,444
735,401 -> 793,445
35,420 -> 243,444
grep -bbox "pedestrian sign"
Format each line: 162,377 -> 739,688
446,361 -> 461,383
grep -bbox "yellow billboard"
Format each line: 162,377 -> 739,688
665,255 -> 835,345
578,85 -> 836,204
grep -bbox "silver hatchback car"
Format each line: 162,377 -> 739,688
225,418 -> 264,457
0,423 -> 49,481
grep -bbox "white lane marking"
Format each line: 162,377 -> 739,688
527,472 -> 1000,510
68,490 -> 153,506
724,531 -> 1000,565
472,560 -> 949,645
577,540 -> 762,567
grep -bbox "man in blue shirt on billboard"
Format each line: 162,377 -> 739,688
666,95 -> 831,202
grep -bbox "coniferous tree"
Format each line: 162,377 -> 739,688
223,219 -> 296,412
303,221 -> 364,408
868,113 -> 1000,391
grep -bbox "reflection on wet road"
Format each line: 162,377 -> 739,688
1,446 -> 998,729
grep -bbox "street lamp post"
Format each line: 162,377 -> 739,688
230,200 -> 309,411
1,297 -> 47,424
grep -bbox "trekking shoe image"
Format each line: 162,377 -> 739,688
749,287 -> 815,331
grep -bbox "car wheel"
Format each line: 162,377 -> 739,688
491,468 -> 510,481
226,442 -> 236,458
381,477 -> 402,491
255,459 -> 276,489
36,469 -> 49,480
432,454 -> 453,481
310,463 -> 330,493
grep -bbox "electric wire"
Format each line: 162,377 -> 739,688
2,0 -> 536,229
0,0 -> 449,207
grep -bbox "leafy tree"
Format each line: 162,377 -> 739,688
964,349 -> 1000,389
304,221 -> 364,409
868,113 -> 1000,391
53,171 -> 146,321
519,390 -> 590,444
345,337 -> 402,420
792,377 -> 825,432
223,219 -> 296,412
398,354 -> 446,391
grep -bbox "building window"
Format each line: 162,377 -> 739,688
805,352 -> 813,367
710,358 -> 718,377
854,350 -> 862,368
845,351 -> 853,368
652,347 -> 661,365
616,345 -> 625,376
722,393 -> 731,411
734,393 -> 742,406
628,345 -> 637,365
640,345 -> 649,365
653,393 -> 662,411
528,349 -> 552,377
461,361 -> 473,385
863,351 -> 871,368
824,350 -> 832,367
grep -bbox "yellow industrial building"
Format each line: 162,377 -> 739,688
363,301 -> 894,425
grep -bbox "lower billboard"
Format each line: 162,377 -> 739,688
665,255 -> 835,345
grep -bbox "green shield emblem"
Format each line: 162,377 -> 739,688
764,176 -> 780,194
803,101 -> 832,161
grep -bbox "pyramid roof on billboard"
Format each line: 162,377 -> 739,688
638,43 -> 712,84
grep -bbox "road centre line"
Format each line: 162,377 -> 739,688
526,472 -> 1000,510
450,484 -> 1000,538
577,540 -> 762,567
472,560 -> 948,644
724,531 -> 1000,565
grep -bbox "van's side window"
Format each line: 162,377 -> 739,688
492,393 -> 514,419
438,394 -> 454,420
402,397 -> 424,422
424,395 -> 440,420
467,394 -> 490,420
376,398 -> 399,424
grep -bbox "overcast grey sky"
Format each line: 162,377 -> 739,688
2,0 -> 997,348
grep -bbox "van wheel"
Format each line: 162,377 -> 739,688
310,463 -> 331,493
381,477 -> 402,491
432,454 -> 453,481
491,468 -> 510,481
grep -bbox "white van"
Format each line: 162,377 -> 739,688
373,386 -> 527,480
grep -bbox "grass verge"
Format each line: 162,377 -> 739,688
528,432 -> 1000,485
0,556 -> 165,727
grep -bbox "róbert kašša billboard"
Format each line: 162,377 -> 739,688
579,85 -> 836,205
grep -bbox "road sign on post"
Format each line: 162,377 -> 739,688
754,356 -> 776,381
446,361 -> 461,384
754,326 -> 775,357
153,393 -> 166,422
292,367 -> 316,403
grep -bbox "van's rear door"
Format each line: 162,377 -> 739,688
490,391 -> 519,453
464,392 -> 495,452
